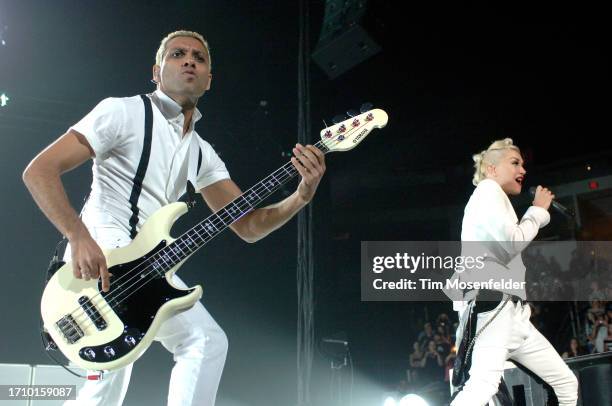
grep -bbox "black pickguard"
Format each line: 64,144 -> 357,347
78,240 -> 195,363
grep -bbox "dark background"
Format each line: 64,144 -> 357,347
0,1 -> 610,405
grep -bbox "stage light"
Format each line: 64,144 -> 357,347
383,396 -> 397,406
398,393 -> 429,406
0,93 -> 9,107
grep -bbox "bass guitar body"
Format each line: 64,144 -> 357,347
41,202 -> 201,371
40,107 -> 388,371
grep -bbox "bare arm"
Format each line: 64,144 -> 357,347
23,130 -> 92,238
201,143 -> 326,243
22,129 -> 111,291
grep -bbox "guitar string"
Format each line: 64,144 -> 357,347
63,138 -> 333,339
60,117 -> 368,342
89,138 -> 326,299
61,157 -> 304,342
105,158 -> 300,288
59,136 -> 337,336
90,137 -> 332,307
62,156 -> 303,339
60,118 -> 373,340
88,158 -> 305,312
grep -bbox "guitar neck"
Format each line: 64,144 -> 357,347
156,140 -> 330,266
144,106 -> 389,269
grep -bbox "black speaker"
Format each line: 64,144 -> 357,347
503,352 -> 612,406
450,353 -> 611,405
566,352 -> 612,406
312,0 -> 381,79
503,362 -> 553,406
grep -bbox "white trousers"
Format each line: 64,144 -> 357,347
64,226 -> 228,406
451,301 -> 578,406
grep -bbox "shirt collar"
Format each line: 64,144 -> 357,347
151,89 -> 202,126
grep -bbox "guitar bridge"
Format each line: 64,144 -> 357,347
55,314 -> 84,344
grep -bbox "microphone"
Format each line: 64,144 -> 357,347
528,187 -> 575,218
322,338 -> 348,345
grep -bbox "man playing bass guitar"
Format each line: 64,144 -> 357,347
23,30 -> 325,406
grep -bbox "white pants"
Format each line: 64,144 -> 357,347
451,301 -> 578,406
64,226 -> 228,406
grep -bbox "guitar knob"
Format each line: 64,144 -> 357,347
338,124 -> 346,133
124,335 -> 136,347
83,348 -> 96,360
324,130 -> 333,138
352,119 -> 360,127
104,346 -> 116,358
366,113 -> 374,121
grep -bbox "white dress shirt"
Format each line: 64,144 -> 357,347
457,179 -> 550,301
70,90 -> 230,237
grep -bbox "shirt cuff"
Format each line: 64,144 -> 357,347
524,206 -> 551,229
196,173 -> 230,191
69,125 -> 105,159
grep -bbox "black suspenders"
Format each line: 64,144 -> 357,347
184,148 -> 202,208
197,148 -> 202,173
128,95 -> 154,239
127,94 -> 201,238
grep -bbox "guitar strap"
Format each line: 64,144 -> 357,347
185,132 -> 202,208
129,94 -> 200,236
127,95 -> 154,239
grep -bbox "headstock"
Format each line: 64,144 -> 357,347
320,106 -> 388,152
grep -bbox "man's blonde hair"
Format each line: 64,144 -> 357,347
472,138 -> 521,186
155,30 -> 211,69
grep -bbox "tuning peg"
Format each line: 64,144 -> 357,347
346,109 -> 359,118
332,114 -> 346,124
359,102 -> 373,113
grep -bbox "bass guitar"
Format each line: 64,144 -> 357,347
41,108 -> 388,371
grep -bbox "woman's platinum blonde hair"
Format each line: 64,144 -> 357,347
472,138 -> 520,186
155,30 -> 211,69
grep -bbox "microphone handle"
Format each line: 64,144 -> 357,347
529,187 -> 574,218
551,200 -> 575,218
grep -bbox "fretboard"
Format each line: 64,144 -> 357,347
149,141 -> 330,271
